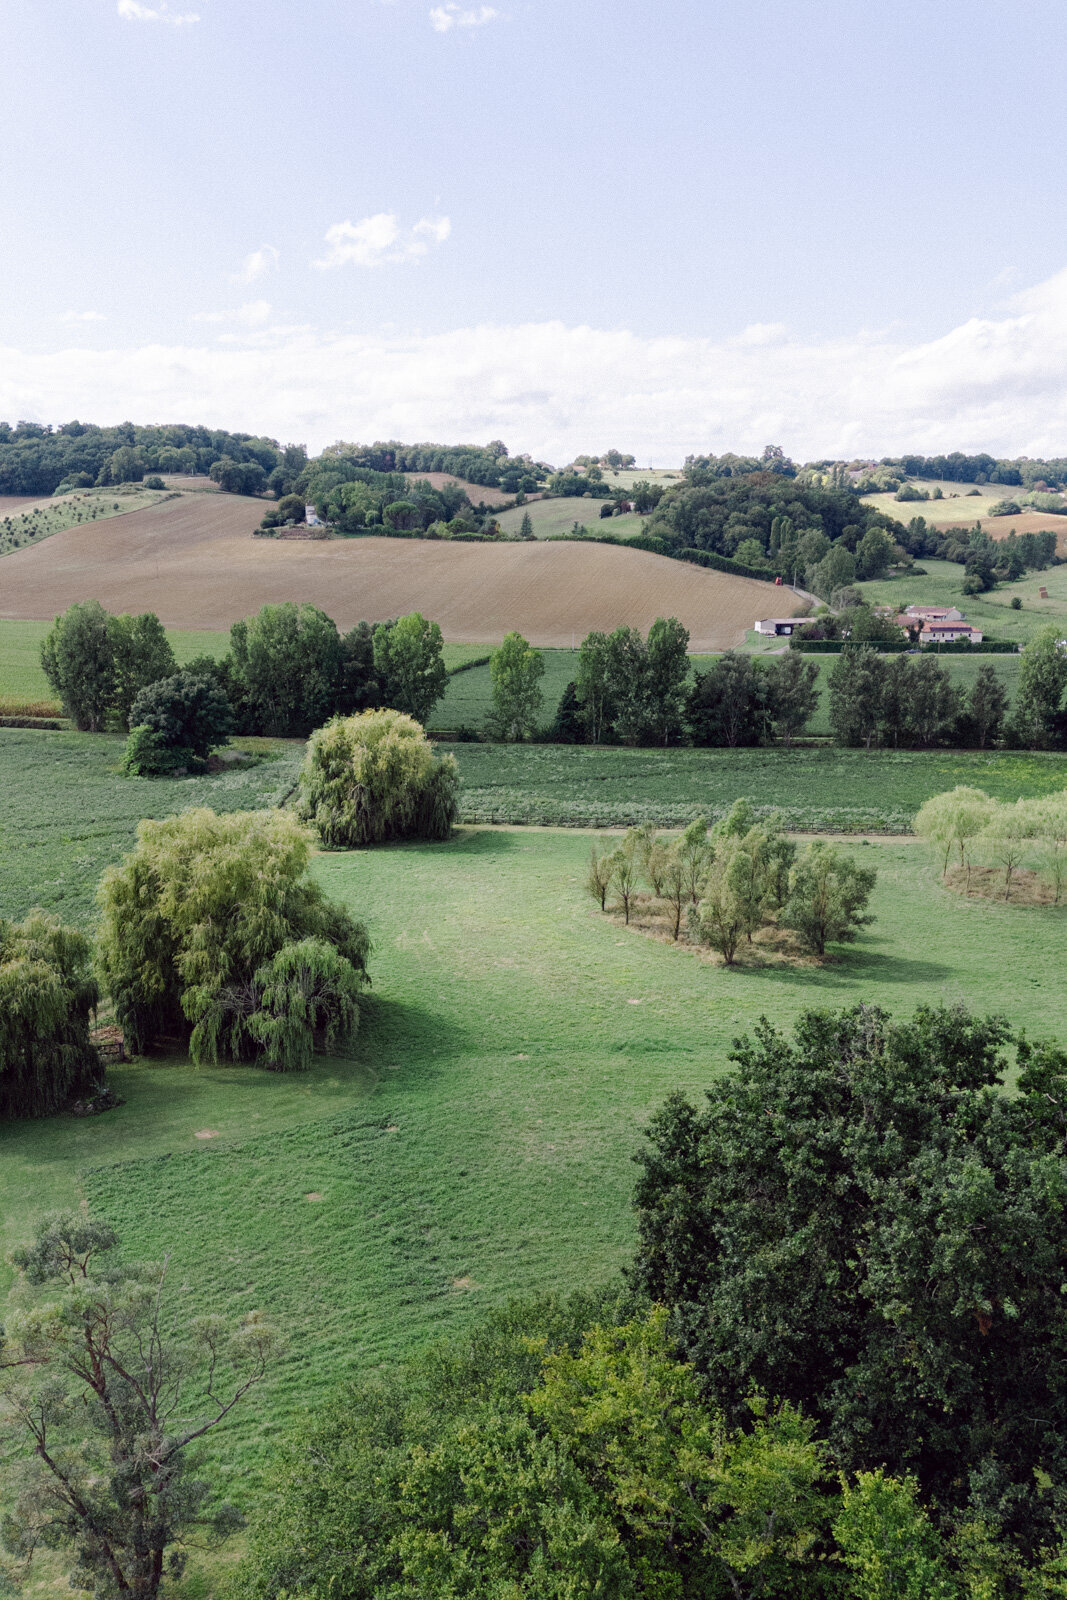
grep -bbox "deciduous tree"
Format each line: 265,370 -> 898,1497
487,631 -> 544,741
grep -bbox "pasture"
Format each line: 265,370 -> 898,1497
0,516 -> 787,650
3,813 -> 1065,1515
495,497 -> 647,540
856,557 -> 1067,644
861,478 -> 1067,542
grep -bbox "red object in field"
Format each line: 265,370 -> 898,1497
775,575 -> 783,585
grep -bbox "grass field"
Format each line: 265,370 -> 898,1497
3,820 -> 1065,1520
0,619 -> 231,706
860,478 -> 1067,541
856,558 -> 1067,644
496,498 -> 647,541
445,743 -> 1067,829
0,729 -> 303,925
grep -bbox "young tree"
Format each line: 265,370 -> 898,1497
966,662 -> 1008,749
518,510 -> 534,539
551,679 -> 586,743
40,599 -> 116,731
690,839 -> 765,964
109,611 -> 177,725
1013,624 -> 1067,748
585,841 -> 614,910
229,602 -> 343,736
97,808 -> 370,1065
677,815 -> 713,903
660,845 -> 689,940
780,841 -> 876,955
373,612 -> 448,725
980,798 -> 1036,899
487,631 -> 545,741
0,911 -> 100,1118
607,834 -> 640,923
298,708 -> 459,847
827,648 -> 886,750
765,652 -> 819,746
1034,791 -> 1067,903
915,786 -> 994,883
0,1214 -> 277,1600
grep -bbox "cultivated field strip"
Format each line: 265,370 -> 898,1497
0,500 -> 795,650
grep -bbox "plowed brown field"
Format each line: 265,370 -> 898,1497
403,472 -> 515,507
0,493 -> 791,649
977,512 -> 1067,552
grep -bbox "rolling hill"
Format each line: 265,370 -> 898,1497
0,491 -> 793,649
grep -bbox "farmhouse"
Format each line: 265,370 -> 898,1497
906,604 -> 964,623
755,617 -> 803,636
919,621 -> 984,644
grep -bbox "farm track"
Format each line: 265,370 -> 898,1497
0,497 -> 794,649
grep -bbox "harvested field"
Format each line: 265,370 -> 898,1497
0,496 -> 40,514
981,512 -> 1067,550
0,506 -> 790,648
404,471 -> 516,507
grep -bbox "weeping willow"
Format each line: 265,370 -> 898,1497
297,708 -> 459,847
0,911 -> 100,1118
97,809 -> 370,1068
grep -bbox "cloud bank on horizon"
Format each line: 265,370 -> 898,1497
7,265 -> 1067,464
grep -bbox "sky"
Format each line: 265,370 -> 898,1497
4,0 -> 1067,463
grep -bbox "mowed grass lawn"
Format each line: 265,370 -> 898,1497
2,823 -> 1065,1514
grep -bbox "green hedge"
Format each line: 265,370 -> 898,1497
676,547 -> 778,581
791,639 -> 910,654
920,639 -> 1017,654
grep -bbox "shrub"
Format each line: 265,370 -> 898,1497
143,473 -> 166,490
0,911 -> 100,1117
96,808 -> 369,1066
780,841 -> 876,954
127,670 -> 234,758
121,725 -> 199,777
297,709 -> 459,847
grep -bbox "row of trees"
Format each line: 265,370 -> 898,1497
828,628 -> 1067,750
586,804 -> 876,959
41,601 -> 452,741
916,785 -> 1067,900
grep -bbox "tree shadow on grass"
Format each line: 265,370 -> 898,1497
750,940 -> 955,991
356,990 -> 479,1086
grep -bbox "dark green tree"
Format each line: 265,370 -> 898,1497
632,1001 -> 1067,1554
966,662 -> 1008,749
645,616 -> 691,744
827,647 -> 886,749
764,651 -> 818,745
575,630 -> 615,743
127,671 -> 234,760
1013,624 -> 1067,748
687,652 -> 766,747
229,603 -> 343,736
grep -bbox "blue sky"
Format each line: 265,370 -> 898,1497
4,0 -> 1067,460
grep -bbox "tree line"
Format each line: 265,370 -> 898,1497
0,419 -> 296,496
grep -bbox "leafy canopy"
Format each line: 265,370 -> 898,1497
297,708 -> 459,847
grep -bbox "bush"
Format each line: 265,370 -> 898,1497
0,911 -> 101,1117
96,808 -> 369,1066
127,670 -> 234,758
780,840 -> 876,953
143,474 -> 166,490
121,725 -> 199,777
297,709 -> 459,847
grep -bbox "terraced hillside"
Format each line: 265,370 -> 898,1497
0,502 -> 792,649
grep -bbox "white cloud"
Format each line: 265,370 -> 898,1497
429,3 -> 498,31
59,310 -> 107,324
232,245 -> 279,285
12,265 -> 1067,461
117,0 -> 200,23
191,301 -> 273,328
313,213 -> 451,269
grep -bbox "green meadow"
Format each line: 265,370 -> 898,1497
495,497 -> 646,539
2,818 -> 1065,1510
856,557 -> 1067,643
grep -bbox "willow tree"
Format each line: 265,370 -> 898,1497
0,911 -> 100,1118
96,808 -> 370,1068
297,708 -> 459,847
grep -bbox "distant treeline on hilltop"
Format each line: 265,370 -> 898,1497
0,421 -> 551,499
